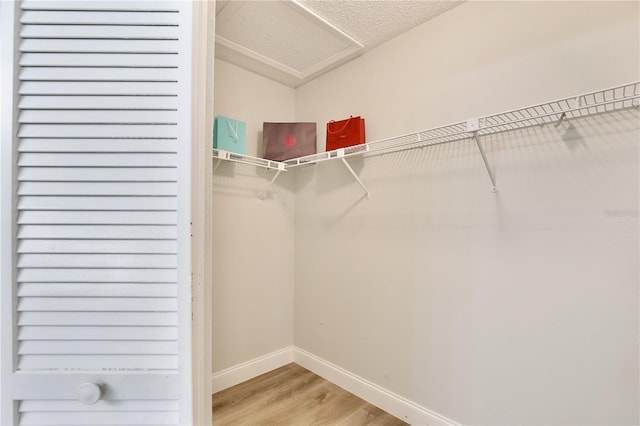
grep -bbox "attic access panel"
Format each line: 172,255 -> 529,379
215,1 -> 362,87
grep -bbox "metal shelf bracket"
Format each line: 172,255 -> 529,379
467,119 -> 497,192
213,159 -> 222,173
337,148 -> 370,199
472,134 -> 497,193
269,162 -> 286,187
554,112 -> 567,128
212,149 -> 287,199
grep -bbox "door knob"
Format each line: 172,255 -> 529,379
77,382 -> 102,405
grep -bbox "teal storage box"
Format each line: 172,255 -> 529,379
214,115 -> 247,154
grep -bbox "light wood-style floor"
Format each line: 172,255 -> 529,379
213,363 -> 409,426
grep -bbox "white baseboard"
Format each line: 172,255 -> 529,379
293,346 -> 460,426
211,345 -> 459,426
211,346 -> 294,394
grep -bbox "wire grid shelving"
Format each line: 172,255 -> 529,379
213,81 -> 639,194
284,81 -> 640,168
212,149 -> 286,172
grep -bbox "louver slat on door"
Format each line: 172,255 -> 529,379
19,96 -> 178,110
20,39 -> 180,53
20,110 -> 178,123
20,82 -> 179,95
18,167 -> 178,181
18,399 -> 180,426
20,10 -> 178,25
21,53 -> 178,67
20,24 -> 180,40
14,1 -> 187,424
18,239 -> 177,253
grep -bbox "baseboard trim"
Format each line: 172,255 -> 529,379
212,345 -> 459,425
211,346 -> 294,394
293,346 -> 460,426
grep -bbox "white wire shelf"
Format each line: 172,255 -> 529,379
212,149 -> 286,172
214,81 -> 639,195
285,81 -> 640,169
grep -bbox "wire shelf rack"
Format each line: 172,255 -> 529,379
214,81 -> 639,194
479,81 -> 639,134
212,149 -> 286,173
285,81 -> 640,169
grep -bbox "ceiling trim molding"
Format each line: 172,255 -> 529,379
215,35 -> 304,79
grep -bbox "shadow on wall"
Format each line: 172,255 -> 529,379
292,107 -> 639,242
257,130 -> 264,159
556,120 -> 585,151
310,107 -> 637,206
212,161 -> 295,203
316,156 -> 367,196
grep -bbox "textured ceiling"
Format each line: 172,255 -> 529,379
299,1 -> 461,51
215,0 -> 463,87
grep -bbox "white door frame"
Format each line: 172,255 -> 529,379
190,0 -> 214,425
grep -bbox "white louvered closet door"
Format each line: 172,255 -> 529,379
2,1 -> 194,425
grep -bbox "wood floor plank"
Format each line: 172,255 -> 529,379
213,363 -> 409,426
337,406 -> 409,426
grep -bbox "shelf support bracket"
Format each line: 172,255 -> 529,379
554,112 -> 567,128
270,170 -> 282,186
269,163 -> 286,189
213,159 -> 222,174
340,156 -> 370,199
472,134 -> 497,193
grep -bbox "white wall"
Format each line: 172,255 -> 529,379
212,59 -> 296,372
297,1 -> 639,148
294,1 -> 639,425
